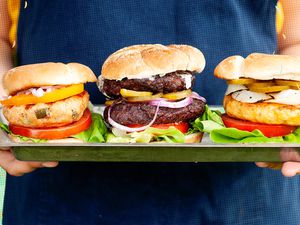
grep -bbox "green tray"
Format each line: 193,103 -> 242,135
1,106 -> 300,162
2,136 -> 300,162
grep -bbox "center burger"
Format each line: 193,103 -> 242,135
1,62 -> 97,141
214,53 -> 300,137
99,44 -> 207,143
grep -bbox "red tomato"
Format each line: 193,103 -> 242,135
221,114 -> 297,137
129,122 -> 189,134
10,109 -> 92,139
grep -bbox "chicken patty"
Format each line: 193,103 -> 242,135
3,91 -> 89,128
224,94 -> 300,126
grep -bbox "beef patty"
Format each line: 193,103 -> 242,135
100,71 -> 195,98
104,98 -> 205,125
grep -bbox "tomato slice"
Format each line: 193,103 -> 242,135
221,114 -> 297,137
129,122 -> 189,134
9,109 -> 92,139
1,84 -> 84,106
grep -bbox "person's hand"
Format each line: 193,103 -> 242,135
256,162 -> 300,177
0,147 -> 58,176
256,147 -> 300,177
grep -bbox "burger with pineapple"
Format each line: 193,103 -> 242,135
213,53 -> 300,141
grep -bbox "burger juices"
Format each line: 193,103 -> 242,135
1,62 -> 97,141
99,44 -> 207,143
214,53 -> 300,138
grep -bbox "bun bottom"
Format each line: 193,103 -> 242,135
224,95 -> 300,126
184,132 -> 203,143
9,135 -> 84,143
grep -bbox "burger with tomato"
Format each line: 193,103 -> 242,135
0,62 -> 99,142
99,44 -> 207,143
214,53 -> 300,138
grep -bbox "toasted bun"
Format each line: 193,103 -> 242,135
184,132 -> 203,143
214,53 -> 300,81
3,62 -> 97,95
101,44 -> 205,80
9,135 -> 84,143
224,95 -> 300,126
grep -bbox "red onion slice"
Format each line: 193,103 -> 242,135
149,97 -> 193,108
108,101 -> 161,132
191,92 -> 206,103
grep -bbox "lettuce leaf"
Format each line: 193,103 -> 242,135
210,128 -> 285,143
0,122 -> 9,133
190,105 -> 224,133
106,126 -> 185,143
72,113 -> 107,143
11,134 -> 47,143
191,105 -> 300,143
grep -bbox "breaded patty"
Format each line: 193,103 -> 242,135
3,91 -> 89,128
224,95 -> 300,126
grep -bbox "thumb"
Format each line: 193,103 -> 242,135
281,162 -> 300,177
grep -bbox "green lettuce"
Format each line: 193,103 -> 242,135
11,134 -> 47,143
72,113 -> 107,142
192,105 -> 300,143
0,122 -> 9,133
190,105 -> 224,133
106,126 -> 185,143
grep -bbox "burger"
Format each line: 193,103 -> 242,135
99,44 -> 207,143
0,62 -> 98,142
214,53 -> 300,138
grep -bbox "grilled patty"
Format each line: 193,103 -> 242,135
104,98 -> 205,125
3,91 -> 89,128
101,71 -> 195,98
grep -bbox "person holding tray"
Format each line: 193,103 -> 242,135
1,0 -> 300,224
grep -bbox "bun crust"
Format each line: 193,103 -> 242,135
101,44 -> 205,80
184,132 -> 203,143
224,95 -> 300,126
215,53 -> 300,81
3,63 -> 97,95
9,134 -> 84,143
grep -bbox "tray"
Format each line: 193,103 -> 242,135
1,106 -> 300,162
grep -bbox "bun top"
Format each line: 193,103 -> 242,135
101,44 -> 206,80
3,62 -> 97,95
214,53 -> 300,81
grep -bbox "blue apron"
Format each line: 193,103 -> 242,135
5,1 -> 300,225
